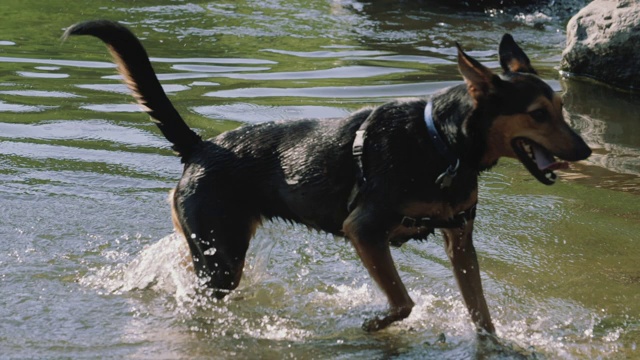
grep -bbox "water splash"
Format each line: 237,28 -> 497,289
79,222 -> 630,358
80,233 -> 198,303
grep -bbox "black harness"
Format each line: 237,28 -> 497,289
348,100 -> 476,229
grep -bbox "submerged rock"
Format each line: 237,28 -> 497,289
561,0 -> 640,90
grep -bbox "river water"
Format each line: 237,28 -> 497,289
0,1 -> 638,359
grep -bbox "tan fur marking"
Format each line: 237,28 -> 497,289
480,93 -> 573,167
400,189 -> 477,218
480,114 -> 523,166
169,189 -> 184,238
168,189 -> 194,272
106,45 -> 144,104
386,190 -> 478,240
526,100 -> 545,112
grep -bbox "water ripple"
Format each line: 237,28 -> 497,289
150,57 -> 277,65
80,104 -> 145,113
0,120 -> 166,147
218,65 -> 414,80
171,64 -> 271,73
0,141 -> 178,177
0,56 -> 113,69
192,103 -> 350,123
76,83 -> 190,94
263,48 -> 391,58
16,71 -> 69,79
0,100 -> 56,113
0,90 -> 81,98
204,81 -> 461,99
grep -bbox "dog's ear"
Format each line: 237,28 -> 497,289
456,43 -> 499,101
499,34 -> 537,74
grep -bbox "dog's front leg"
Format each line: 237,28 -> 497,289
343,208 -> 414,331
442,220 -> 495,336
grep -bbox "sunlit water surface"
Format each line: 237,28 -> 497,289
0,1 -> 638,359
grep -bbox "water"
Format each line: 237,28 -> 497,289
0,1 -> 638,358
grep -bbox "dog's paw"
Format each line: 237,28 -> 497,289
362,316 -> 387,332
361,306 -> 412,332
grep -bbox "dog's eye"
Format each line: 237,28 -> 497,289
528,108 -> 548,122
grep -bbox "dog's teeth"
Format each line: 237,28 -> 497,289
522,142 -> 533,158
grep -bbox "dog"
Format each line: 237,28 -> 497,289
64,20 -> 591,336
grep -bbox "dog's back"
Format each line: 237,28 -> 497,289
191,108 -> 372,233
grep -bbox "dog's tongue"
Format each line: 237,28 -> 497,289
533,145 -> 569,171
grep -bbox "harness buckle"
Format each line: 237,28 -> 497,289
458,213 -> 468,228
435,159 -> 460,189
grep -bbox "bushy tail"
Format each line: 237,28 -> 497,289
63,20 -> 202,158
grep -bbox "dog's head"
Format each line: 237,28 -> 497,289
458,34 -> 591,185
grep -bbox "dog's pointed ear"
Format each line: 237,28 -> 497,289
456,43 -> 499,101
499,33 -> 537,74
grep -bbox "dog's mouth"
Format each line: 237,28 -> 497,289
511,138 -> 569,185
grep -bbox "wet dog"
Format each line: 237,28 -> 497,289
64,20 -> 591,335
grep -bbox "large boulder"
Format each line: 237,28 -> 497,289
561,0 -> 640,90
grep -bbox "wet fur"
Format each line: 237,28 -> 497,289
65,21 -> 591,335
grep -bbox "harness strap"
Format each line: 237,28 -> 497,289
348,117 -> 373,212
399,203 -> 476,229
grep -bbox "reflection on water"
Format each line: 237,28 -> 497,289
0,0 -> 638,359
563,78 -> 640,193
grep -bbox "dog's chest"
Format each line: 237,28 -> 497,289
399,187 -> 477,220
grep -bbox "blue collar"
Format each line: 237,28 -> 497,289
424,101 -> 460,188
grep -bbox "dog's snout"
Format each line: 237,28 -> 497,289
561,134 -> 592,161
575,143 -> 592,161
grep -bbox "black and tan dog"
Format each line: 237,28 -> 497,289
64,20 -> 591,336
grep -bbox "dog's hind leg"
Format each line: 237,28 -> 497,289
343,206 -> 415,331
442,220 -> 495,336
171,187 -> 259,299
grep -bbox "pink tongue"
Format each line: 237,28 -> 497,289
533,145 -> 568,171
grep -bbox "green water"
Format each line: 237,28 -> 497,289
0,1 -> 638,359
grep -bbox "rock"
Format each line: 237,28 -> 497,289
561,0 -> 640,90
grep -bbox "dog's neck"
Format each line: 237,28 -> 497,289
430,84 -> 494,172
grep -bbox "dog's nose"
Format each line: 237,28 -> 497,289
560,132 -> 592,161
564,140 -> 592,161
577,144 -> 592,160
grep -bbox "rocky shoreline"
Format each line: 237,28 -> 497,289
560,0 -> 640,91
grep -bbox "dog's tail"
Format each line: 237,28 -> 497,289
63,20 -> 202,159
